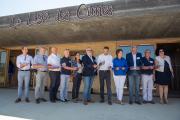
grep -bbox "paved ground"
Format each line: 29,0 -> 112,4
0,88 -> 180,120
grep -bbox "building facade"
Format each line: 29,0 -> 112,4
0,0 -> 180,93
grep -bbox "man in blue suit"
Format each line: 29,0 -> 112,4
82,47 -> 97,105
126,46 -> 142,105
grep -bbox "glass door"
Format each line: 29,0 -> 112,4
0,48 -> 8,87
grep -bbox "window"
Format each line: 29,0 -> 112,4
118,45 -> 155,58
137,45 -> 155,58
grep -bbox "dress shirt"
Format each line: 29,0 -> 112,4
16,54 -> 33,70
33,54 -> 48,71
97,53 -> 113,70
47,53 -> 61,71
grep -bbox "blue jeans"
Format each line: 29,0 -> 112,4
128,71 -> 141,102
83,76 -> 94,101
60,74 -> 70,101
18,71 -> 30,98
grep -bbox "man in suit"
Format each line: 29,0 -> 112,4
82,47 -> 97,105
126,46 -> 142,105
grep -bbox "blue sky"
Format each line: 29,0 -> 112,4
0,0 -> 110,17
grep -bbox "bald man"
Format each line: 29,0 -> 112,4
60,49 -> 77,102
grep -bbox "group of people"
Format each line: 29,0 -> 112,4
14,45 -> 174,105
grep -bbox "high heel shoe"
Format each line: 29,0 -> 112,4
160,99 -> 164,104
164,98 -> 168,104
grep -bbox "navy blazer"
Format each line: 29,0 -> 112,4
82,54 -> 97,76
126,52 -> 142,69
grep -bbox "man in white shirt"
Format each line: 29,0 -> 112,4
97,46 -> 113,105
47,47 -> 61,103
15,47 -> 33,103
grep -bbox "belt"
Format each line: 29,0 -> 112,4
99,70 -> 110,72
49,70 -> 61,72
129,67 -> 141,70
19,69 -> 30,71
38,71 -> 48,72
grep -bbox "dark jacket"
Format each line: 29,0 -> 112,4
82,54 -> 97,76
141,57 -> 154,75
126,52 -> 142,74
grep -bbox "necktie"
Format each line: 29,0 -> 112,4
24,55 -> 26,61
43,55 -> 46,62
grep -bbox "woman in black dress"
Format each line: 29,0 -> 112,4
155,49 -> 174,104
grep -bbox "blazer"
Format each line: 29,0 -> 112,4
82,54 -> 97,76
126,52 -> 142,68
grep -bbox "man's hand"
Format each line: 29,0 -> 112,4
33,64 -> 46,69
149,66 -> 154,70
108,66 -> 112,70
20,63 -> 28,68
72,67 -> 78,71
93,64 -> 98,68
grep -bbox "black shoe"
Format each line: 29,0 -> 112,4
108,101 -> 112,105
83,101 -> 88,105
135,101 -> 142,105
36,99 -> 40,104
15,98 -> 21,103
72,99 -> 78,103
100,99 -> 105,103
65,99 -> 70,102
60,99 -> 66,102
149,101 -> 155,104
25,98 -> 30,103
50,100 -> 56,103
40,98 -> 47,102
143,100 -> 148,104
129,101 -> 133,105
55,98 -> 61,101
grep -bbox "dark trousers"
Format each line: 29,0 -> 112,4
72,73 -> 82,99
99,70 -> 112,101
49,71 -> 60,101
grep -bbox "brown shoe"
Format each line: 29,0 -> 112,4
83,101 -> 88,105
87,100 -> 95,103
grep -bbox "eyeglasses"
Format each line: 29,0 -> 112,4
159,50 -> 164,52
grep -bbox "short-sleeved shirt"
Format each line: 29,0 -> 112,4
61,57 -> 72,75
141,57 -> 154,75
